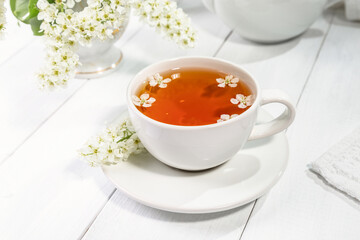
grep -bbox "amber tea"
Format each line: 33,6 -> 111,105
132,67 -> 253,126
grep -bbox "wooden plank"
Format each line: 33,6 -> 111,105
240,9 -> 360,240
0,38 -> 86,162
82,10 -> 334,240
216,11 -> 334,117
0,6 -> 232,240
0,15 -> 142,163
84,192 -> 254,240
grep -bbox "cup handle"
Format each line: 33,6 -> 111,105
248,89 -> 296,140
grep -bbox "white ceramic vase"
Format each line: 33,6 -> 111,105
202,0 -> 327,43
74,5 -> 129,79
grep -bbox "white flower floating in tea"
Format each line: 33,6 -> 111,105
217,114 -> 239,123
216,75 -> 240,88
149,73 -> 172,88
132,93 -> 156,107
79,118 -> 145,167
231,94 -> 253,109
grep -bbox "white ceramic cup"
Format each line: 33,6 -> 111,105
127,57 -> 295,171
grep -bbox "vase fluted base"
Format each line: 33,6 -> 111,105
75,47 -> 123,79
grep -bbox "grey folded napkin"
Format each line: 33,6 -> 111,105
309,127 -> 360,202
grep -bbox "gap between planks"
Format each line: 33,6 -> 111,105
237,10 -> 337,240
78,188 -> 118,240
295,10 -> 336,107
212,30 -> 234,57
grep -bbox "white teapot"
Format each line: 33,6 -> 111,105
202,0 -> 327,43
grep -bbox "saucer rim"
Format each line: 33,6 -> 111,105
102,140 -> 288,214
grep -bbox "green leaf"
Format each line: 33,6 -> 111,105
28,0 -> 39,20
10,0 -> 31,23
10,0 -> 42,24
29,17 -> 44,36
10,0 -> 44,36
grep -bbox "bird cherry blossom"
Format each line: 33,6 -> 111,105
132,93 -> 156,107
216,75 -> 239,88
230,94 -> 253,109
148,73 -> 172,88
217,114 -> 239,123
35,0 -> 196,90
79,118 -> 145,166
0,0 -> 6,40
131,0 -> 196,48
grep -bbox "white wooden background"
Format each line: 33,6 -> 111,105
1,1 -> 360,239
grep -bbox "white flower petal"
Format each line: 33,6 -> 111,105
228,83 -> 237,88
236,94 -> 245,101
218,82 -> 226,88
159,83 -> 167,88
246,95 -> 253,105
163,78 -> 171,83
154,73 -> 162,81
217,119 -> 224,123
225,75 -> 233,81
140,93 -> 150,100
66,0 -> 75,8
231,78 -> 239,83
142,103 -> 152,107
230,98 -> 239,104
132,96 -> 141,106
149,79 -> 157,86
147,97 -> 156,104
216,78 -> 224,84
238,103 -> 247,109
37,0 -> 48,10
231,114 -> 239,118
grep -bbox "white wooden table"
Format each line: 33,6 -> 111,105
1,2 -> 360,240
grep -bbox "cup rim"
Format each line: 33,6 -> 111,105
127,56 -> 260,130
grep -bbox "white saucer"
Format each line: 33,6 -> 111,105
102,110 -> 288,214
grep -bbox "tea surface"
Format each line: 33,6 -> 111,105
134,68 -> 253,126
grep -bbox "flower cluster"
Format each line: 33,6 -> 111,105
131,0 -> 196,48
36,0 -> 129,89
216,75 -> 239,88
36,0 -> 196,90
132,93 -> 156,107
79,117 -> 145,166
37,43 -> 80,90
231,94 -> 253,109
217,114 -> 239,123
0,0 -> 6,40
